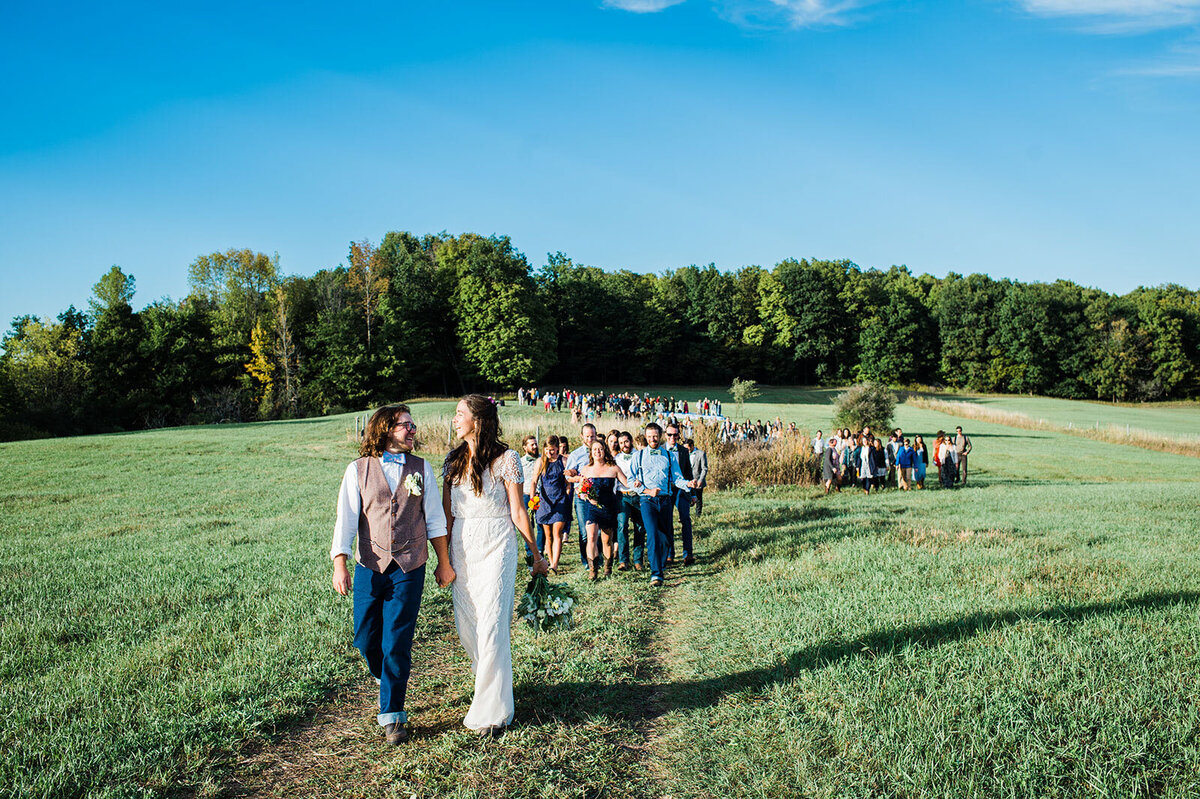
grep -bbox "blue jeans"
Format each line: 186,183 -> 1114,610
522,494 -> 545,558
574,497 -> 590,565
618,493 -> 645,566
353,562 -> 425,726
666,490 -> 693,561
639,495 -> 673,581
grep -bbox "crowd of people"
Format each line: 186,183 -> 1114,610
518,420 -> 708,586
515,387 -> 722,423
814,424 -> 973,494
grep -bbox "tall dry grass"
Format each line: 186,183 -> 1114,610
695,424 -> 821,489
905,396 -> 1200,459
347,409 -> 820,489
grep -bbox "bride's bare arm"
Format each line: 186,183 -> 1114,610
506,479 -> 548,575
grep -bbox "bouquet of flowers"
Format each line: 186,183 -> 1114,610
518,574 -> 575,633
578,477 -> 599,507
527,495 -> 541,514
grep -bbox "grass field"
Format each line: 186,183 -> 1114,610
2,390 -> 1199,798
921,392 -> 1200,439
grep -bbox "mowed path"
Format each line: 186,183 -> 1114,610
216,548 -> 712,799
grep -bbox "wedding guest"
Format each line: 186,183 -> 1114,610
872,438 -> 888,490
812,430 -> 825,455
913,435 -> 929,489
518,435 -> 542,562
530,435 -> 569,573
685,438 -> 708,517
578,438 -> 628,579
896,437 -> 914,490
664,422 -> 696,565
821,437 -> 841,494
331,404 -> 454,745
935,432 -> 957,488
858,435 -> 874,494
614,432 -> 645,570
564,424 -> 598,567
955,426 -> 973,485
629,422 -> 695,587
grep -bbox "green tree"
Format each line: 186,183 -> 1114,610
730,376 -> 761,416
3,319 -> 90,428
187,248 -> 279,380
441,234 -> 555,388
87,266 -> 152,428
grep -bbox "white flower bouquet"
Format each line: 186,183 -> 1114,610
518,574 -> 575,633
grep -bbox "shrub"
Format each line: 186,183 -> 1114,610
833,382 -> 896,432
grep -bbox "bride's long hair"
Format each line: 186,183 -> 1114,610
444,394 -> 508,495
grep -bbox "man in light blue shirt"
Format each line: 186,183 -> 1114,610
564,423 -> 598,567
629,422 -> 697,587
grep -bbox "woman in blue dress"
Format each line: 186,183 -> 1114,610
574,439 -> 628,580
530,435 -> 570,573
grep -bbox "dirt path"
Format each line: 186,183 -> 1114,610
217,547 -> 717,798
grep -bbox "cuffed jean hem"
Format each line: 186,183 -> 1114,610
378,710 -> 408,727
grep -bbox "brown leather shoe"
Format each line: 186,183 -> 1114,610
384,722 -> 410,745
683,556 -> 695,566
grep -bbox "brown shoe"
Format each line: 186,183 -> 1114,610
604,557 -> 614,577
589,564 -> 598,581
384,722 -> 410,745
683,556 -> 695,566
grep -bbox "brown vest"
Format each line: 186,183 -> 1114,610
354,454 -> 429,574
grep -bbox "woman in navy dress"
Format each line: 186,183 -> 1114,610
530,435 -> 570,573
574,439 -> 628,580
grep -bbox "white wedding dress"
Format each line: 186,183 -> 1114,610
448,449 -> 522,730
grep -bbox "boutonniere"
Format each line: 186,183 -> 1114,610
403,472 -> 423,496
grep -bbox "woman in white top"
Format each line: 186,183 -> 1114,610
442,394 -> 548,738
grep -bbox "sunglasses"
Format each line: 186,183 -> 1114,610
393,421 -> 417,431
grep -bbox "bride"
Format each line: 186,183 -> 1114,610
442,394 -> 549,737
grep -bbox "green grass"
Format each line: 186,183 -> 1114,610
2,392 -> 1200,797
924,392 -> 1200,439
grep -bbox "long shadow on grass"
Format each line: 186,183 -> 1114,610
520,591 -> 1200,727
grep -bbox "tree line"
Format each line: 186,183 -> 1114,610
2,230 -> 1197,440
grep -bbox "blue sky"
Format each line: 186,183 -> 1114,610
2,0 -> 1198,329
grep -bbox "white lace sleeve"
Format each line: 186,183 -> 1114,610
499,449 -> 523,484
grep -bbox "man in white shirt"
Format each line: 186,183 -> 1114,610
564,423 -> 598,567
331,404 -> 454,745
518,435 -> 541,563
812,430 -> 825,455
613,431 -> 645,570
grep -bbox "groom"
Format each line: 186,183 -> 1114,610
331,403 -> 455,745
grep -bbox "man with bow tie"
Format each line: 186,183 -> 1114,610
331,404 -> 455,745
629,422 -> 700,587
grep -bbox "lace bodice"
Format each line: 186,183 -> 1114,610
446,449 -> 522,519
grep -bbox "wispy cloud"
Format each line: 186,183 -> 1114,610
1112,39 -> 1200,74
718,0 -> 875,29
1019,0 -> 1200,32
602,0 -> 687,12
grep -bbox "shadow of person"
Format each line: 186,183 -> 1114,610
516,591 -> 1200,728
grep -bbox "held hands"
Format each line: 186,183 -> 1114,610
435,561 -> 457,588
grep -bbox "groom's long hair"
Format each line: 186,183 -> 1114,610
444,394 -> 508,495
359,404 -> 412,458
